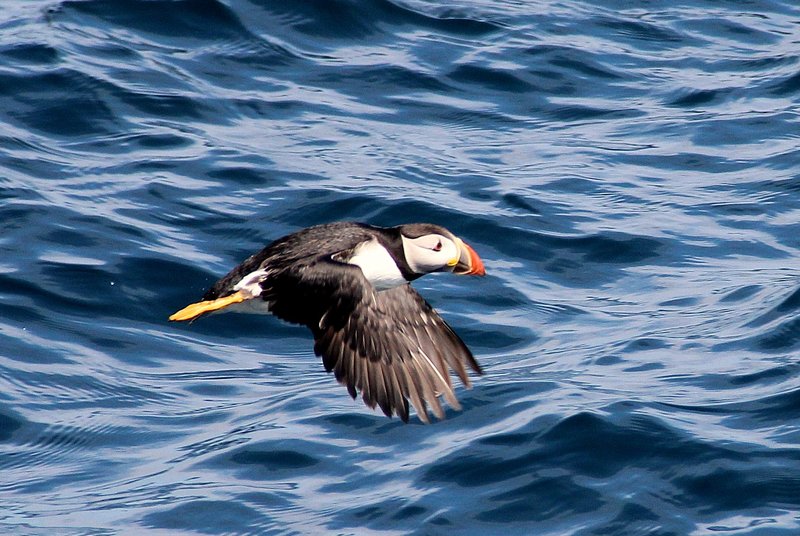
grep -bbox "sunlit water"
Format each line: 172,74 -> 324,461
2,1 -> 800,534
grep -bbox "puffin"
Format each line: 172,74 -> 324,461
169,222 -> 485,423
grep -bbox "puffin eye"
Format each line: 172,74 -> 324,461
433,240 -> 442,252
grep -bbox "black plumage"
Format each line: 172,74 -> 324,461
172,222 -> 484,423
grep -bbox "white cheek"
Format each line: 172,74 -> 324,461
401,236 -> 456,273
442,241 -> 459,266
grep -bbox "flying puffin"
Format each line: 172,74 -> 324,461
169,222 -> 486,423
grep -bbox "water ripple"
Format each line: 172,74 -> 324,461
2,0 -> 800,533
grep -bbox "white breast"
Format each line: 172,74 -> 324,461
346,239 -> 406,290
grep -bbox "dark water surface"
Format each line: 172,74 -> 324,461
3,1 -> 800,534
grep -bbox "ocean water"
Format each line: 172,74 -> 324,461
2,0 -> 800,534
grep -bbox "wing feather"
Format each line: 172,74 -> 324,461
401,363 -> 430,424
260,255 -> 480,423
313,283 -> 481,423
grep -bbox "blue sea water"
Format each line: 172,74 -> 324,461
2,0 -> 800,534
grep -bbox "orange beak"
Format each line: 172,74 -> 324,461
452,239 -> 485,276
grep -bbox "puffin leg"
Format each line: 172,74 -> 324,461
169,290 -> 248,322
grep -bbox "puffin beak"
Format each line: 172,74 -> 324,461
451,238 -> 486,276
169,290 -> 247,322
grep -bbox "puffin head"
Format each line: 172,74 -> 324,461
397,223 -> 485,277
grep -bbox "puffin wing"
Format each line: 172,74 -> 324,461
313,282 -> 482,423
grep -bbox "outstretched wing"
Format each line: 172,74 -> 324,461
311,283 -> 482,423
255,255 -> 481,423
